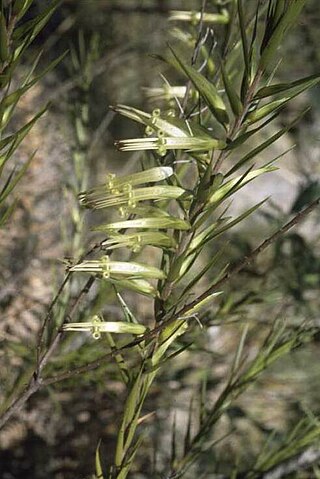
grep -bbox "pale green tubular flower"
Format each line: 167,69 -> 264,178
79,184 -> 186,210
115,136 -> 225,156
107,277 -> 158,297
79,166 -> 173,202
62,315 -> 147,340
70,255 -> 166,280
101,231 -> 177,252
102,166 -> 173,189
168,10 -> 229,24
143,85 -> 187,101
113,105 -> 225,146
92,216 -> 191,232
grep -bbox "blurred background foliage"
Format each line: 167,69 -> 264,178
0,1 -> 320,478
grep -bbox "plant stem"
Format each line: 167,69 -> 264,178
37,196 -> 320,388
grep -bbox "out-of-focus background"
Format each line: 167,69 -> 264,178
0,1 -> 320,478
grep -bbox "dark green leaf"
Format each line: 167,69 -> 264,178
221,63 -> 243,116
254,73 -> 320,100
169,47 -> 229,125
259,0 -> 307,70
227,108 -> 308,176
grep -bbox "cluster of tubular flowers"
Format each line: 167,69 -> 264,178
72,166 -> 191,301
64,104 -> 227,338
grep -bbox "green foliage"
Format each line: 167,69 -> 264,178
0,1 -> 320,479
0,0 -> 62,226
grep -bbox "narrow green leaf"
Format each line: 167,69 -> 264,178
254,73 -> 320,100
0,52 -> 66,123
247,75 -> 319,126
227,108 -> 308,176
180,292 -> 223,318
208,166 -> 276,206
12,0 -> 33,18
0,151 -> 35,204
179,247 -> 226,302
116,292 -> 138,324
0,13 -> 9,63
230,324 -> 249,378
237,0 -> 250,75
13,0 -> 61,45
191,199 -> 267,257
105,332 -> 130,384
109,278 -> 158,298
0,200 -> 17,228
245,98 -> 287,124
95,440 -> 104,479
122,368 -> 143,429
226,110 -> 281,151
169,47 -> 229,125
152,320 -> 188,366
259,0 -> 307,70
221,63 -> 243,116
0,106 -> 47,177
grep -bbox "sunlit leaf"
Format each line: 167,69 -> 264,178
169,47 -> 229,125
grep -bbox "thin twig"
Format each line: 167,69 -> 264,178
172,196 -> 320,321
36,271 -> 71,371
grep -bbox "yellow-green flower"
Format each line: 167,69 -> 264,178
62,315 -> 147,339
101,231 -> 177,252
70,255 -> 166,280
93,216 -> 191,232
169,10 -> 229,24
80,184 -> 186,210
143,85 -> 187,101
115,136 -> 225,156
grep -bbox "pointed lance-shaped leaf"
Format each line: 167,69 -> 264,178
95,440 -> 104,479
208,166 -> 277,206
227,108 -> 308,176
221,63 -> 243,116
152,320 -> 188,366
254,73 -> 320,100
0,13 -> 9,63
180,292 -> 223,318
169,47 -> 229,125
109,278 -> 158,298
245,75 -> 314,125
0,106 -> 47,178
12,0 -> 34,17
13,0 -> 61,45
259,0 -> 307,71
237,0 -> 250,75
